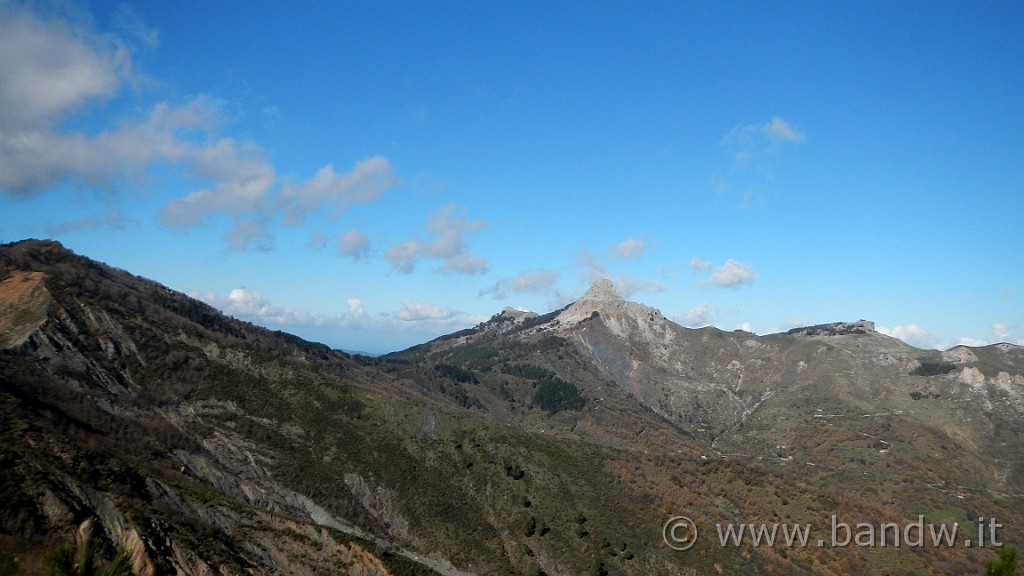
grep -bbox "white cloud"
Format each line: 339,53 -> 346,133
967,323 -> 1024,346
952,336 -> 987,347
337,229 -> 370,260
193,288 -> 328,326
346,298 -> 364,316
893,322 -> 1023,350
277,157 -> 396,226
396,301 -> 458,321
159,146 -> 396,252
0,9 -> 222,195
161,138 -> 274,226
225,218 -> 272,252
611,238 -> 646,260
703,259 -> 756,288
675,303 -> 717,328
385,204 -> 488,275
0,6 -> 126,133
0,5 -> 397,252
689,257 -> 712,272
385,239 -> 421,274
1,96 -> 208,195
878,324 -> 940,349
482,269 -> 559,299
991,323 -> 1012,342
192,288 -> 485,339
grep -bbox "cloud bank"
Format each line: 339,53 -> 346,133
0,5 -> 398,251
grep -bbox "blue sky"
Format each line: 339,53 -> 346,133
2,1 -> 1022,354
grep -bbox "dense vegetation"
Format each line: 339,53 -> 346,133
912,361 -> 957,376
532,378 -> 585,414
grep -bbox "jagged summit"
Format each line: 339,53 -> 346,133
579,278 -> 621,301
555,279 -> 667,339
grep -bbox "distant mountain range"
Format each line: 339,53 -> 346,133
1,239 -> 1020,575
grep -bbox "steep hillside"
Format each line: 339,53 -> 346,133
1,240 -> 1021,575
390,279 -> 1024,575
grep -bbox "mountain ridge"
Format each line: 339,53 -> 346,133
2,239 -> 1022,575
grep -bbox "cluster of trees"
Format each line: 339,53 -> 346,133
434,363 -> 477,384
532,378 -> 584,414
911,361 -> 957,376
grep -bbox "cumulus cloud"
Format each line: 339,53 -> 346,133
611,238 -> 646,260
675,303 -> 718,328
346,298 -> 364,316
192,288 -> 333,326
337,229 -> 370,260
161,139 -> 274,226
878,324 -> 940,349
0,8 -> 221,195
689,257 -> 712,272
0,6 -> 127,133
161,144 -> 394,250
385,204 -> 488,275
702,259 -> 756,288
1,95 -> 206,195
482,269 -> 559,299
277,157 -> 396,226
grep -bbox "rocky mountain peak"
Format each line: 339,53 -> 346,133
580,278 -> 621,301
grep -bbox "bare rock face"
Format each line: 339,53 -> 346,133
0,270 -> 50,348
555,279 -> 667,335
580,278 -> 620,301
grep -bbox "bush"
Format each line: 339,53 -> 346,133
911,362 -> 956,376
